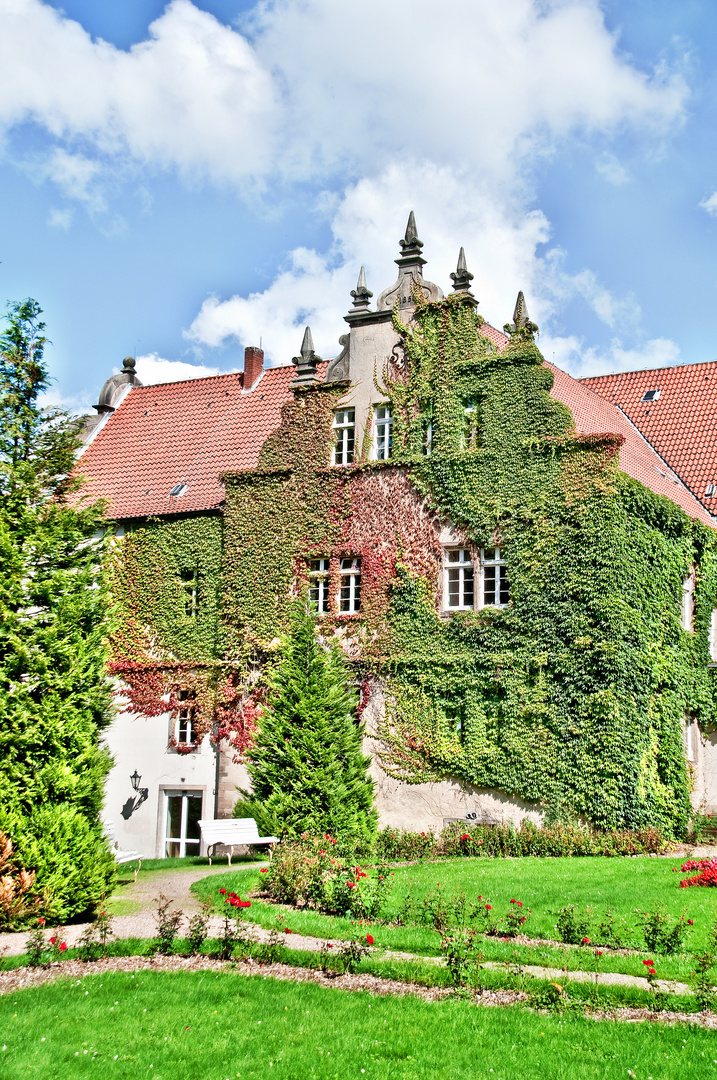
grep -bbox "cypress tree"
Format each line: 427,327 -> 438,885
0,300 -> 114,924
245,596 -> 377,844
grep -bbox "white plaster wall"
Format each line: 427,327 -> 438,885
338,318 -> 403,458
102,706 -> 217,859
699,728 -> 717,814
363,682 -> 543,834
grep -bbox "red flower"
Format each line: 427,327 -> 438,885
38,918 -> 45,926
581,937 -> 590,944
347,882 -> 356,889
327,943 -> 333,948
595,950 -> 603,957
485,904 -> 492,911
366,934 -> 374,945
219,888 -> 227,894
284,928 -> 291,934
688,919 -> 694,925
510,899 -> 516,904
60,942 -> 67,952
319,850 -> 326,855
460,834 -> 470,841
260,868 -> 269,873
643,959 -> 654,966
49,936 -> 56,945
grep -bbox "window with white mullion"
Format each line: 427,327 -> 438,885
444,549 -> 474,611
480,547 -> 509,609
175,690 -> 196,745
374,405 -> 393,460
308,558 -> 330,614
339,557 -> 361,613
332,409 -> 355,465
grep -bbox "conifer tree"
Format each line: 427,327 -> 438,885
0,300 -> 114,923
245,596 -> 377,845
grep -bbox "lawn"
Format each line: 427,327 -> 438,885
192,855 -> 717,982
3,969 -> 717,1080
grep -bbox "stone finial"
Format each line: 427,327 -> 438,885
449,248 -> 475,295
94,355 -> 142,415
504,291 -> 539,337
122,356 -> 137,373
291,325 -> 321,387
350,266 -> 373,311
399,210 -> 423,258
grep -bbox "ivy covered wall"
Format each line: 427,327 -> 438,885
218,295 -> 717,835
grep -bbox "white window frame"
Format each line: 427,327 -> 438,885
174,690 -> 196,745
332,409 -> 355,466
684,715 -> 696,763
480,547 -> 509,609
308,558 -> 330,615
164,790 -> 203,858
180,569 -> 198,617
461,400 -> 479,451
442,546 -> 509,613
681,569 -> 695,633
710,609 -> 717,661
422,418 -> 433,457
443,549 -> 474,611
374,404 -> 393,460
339,557 -> 361,614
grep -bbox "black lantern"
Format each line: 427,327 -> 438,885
130,770 -> 142,792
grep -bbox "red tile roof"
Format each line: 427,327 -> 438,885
548,363 -> 715,527
75,330 -> 714,528
480,322 -> 510,350
76,365 -> 300,519
581,363 -> 717,518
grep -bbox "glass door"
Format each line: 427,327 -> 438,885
165,791 -> 202,857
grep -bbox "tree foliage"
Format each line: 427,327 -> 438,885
243,596 -> 377,844
0,299 -> 115,923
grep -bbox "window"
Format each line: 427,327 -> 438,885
706,484 -> 716,498
165,791 -> 202,858
480,547 -> 510,608
681,570 -> 695,633
422,417 -> 433,457
444,549 -> 474,610
443,547 -> 509,612
461,399 -> 480,451
374,405 -> 393,460
180,569 -> 198,617
308,558 -> 330,614
175,690 -> 195,745
339,557 -> 361,613
684,715 -> 696,763
710,609 -> 717,661
332,409 -> 355,465
641,389 -> 661,402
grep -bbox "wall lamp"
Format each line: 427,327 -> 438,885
129,770 -> 149,809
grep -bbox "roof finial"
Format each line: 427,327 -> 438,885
122,356 -> 136,372
291,325 -> 321,388
399,210 -> 423,258
449,247 -> 474,295
350,266 -> 373,311
504,291 -> 539,338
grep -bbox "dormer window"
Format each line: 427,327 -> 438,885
332,409 -> 355,465
641,390 -> 660,402
374,405 -> 393,460
169,483 -> 188,498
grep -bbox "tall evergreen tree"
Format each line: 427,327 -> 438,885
0,300 -> 114,923
246,597 -> 377,844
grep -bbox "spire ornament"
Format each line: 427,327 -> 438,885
375,211 -> 443,312
449,247 -> 476,304
291,325 -> 321,388
503,291 -> 538,338
350,266 -> 373,311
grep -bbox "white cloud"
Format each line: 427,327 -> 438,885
133,351 -> 225,384
700,192 -> 717,217
44,148 -> 104,211
596,152 -> 631,186
47,206 -> 73,229
542,333 -> 681,379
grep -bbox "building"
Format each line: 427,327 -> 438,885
77,214 -> 717,858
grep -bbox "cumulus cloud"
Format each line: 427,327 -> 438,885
596,152 -> 631,186
47,206 -> 73,229
133,352 -> 225,384
542,333 -> 681,379
700,192 -> 717,217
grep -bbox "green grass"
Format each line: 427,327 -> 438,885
191,855 -> 717,983
3,969 -> 717,1079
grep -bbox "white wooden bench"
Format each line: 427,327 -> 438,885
104,821 -> 143,880
199,818 -> 279,866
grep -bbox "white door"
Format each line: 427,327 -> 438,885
165,791 -> 202,857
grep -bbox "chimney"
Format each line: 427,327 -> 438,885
243,345 -> 264,389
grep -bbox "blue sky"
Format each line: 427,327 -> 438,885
2,0 -> 717,409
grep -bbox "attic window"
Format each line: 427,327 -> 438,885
169,484 -> 188,498
641,390 -> 660,402
706,484 -> 716,498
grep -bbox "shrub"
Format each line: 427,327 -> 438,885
0,832 -> 40,929
436,926 -> 484,989
186,899 -> 213,955
77,908 -> 114,962
437,821 -> 664,859
245,597 -> 377,845
679,858 -> 717,888
555,905 -> 592,946
375,827 -> 436,861
639,904 -> 692,954
150,894 -> 183,956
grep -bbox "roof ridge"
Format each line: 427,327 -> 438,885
129,364 -> 297,393
581,358 -> 717,382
